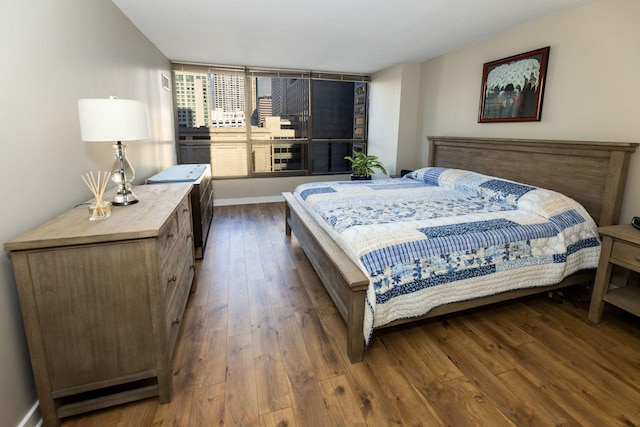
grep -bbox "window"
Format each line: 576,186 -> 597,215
173,64 -> 369,178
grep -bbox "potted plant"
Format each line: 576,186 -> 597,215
344,150 -> 387,180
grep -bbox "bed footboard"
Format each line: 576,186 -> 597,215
283,192 -> 369,362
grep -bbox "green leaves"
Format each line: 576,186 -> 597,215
344,150 -> 387,177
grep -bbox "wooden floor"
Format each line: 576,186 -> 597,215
63,202 -> 640,426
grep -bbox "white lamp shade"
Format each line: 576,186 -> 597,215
78,98 -> 150,142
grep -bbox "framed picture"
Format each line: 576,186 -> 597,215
478,46 -> 550,123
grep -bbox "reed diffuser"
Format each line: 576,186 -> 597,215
81,171 -> 112,220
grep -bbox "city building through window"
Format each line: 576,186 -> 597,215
172,64 -> 369,178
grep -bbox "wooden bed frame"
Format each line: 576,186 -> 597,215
283,136 -> 638,362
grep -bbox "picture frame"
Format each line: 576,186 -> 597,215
478,46 -> 550,123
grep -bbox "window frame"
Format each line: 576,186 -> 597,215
172,63 -> 370,179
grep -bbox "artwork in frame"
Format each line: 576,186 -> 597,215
478,46 -> 550,123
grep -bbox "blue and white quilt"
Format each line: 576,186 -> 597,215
293,168 -> 601,343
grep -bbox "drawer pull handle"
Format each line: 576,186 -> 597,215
183,208 -> 189,213
187,233 -> 193,239
172,316 -> 181,325
168,274 -> 177,283
168,232 -> 175,238
190,264 -> 195,270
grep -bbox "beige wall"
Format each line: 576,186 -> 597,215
413,0 -> 640,223
368,64 -> 402,176
0,1 -> 174,425
366,62 -> 421,178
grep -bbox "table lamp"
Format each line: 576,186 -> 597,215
78,97 -> 149,205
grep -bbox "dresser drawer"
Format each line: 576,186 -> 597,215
158,195 -> 192,285
176,196 -> 192,234
157,216 -> 179,263
201,194 -> 213,240
163,232 -> 194,298
161,218 -> 194,301
199,172 -> 211,204
611,239 -> 640,269
165,248 -> 195,354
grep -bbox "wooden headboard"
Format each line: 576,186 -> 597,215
428,136 -> 638,226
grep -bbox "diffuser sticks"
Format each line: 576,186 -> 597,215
82,171 -> 112,220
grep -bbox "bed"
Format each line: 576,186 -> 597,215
283,136 -> 638,362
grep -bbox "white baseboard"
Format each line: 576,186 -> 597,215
213,195 -> 284,206
17,401 -> 41,427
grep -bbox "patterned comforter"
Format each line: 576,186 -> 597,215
293,168 -> 601,343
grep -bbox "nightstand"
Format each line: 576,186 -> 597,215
588,224 -> 640,323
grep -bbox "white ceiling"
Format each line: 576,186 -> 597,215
112,0 -> 592,75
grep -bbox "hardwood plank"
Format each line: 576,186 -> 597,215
401,322 -> 517,425
190,383 -> 226,426
171,305 -> 208,393
338,362 -> 402,426
295,308 -> 345,381
225,333 -> 260,426
515,316 -> 640,422
114,399 -> 158,427
184,263 -> 211,308
260,407 -> 297,427
248,278 -> 272,325
62,404 -> 125,427
603,342 -> 640,390
362,336 -> 446,425
227,276 -> 251,337
515,341 -> 634,426
401,324 -> 465,383
280,263 -> 314,310
465,306 -> 535,348
493,369 -> 578,426
264,272 -> 294,311
447,315 -> 517,375
272,307 -> 334,426
314,305 -> 416,425
193,328 -> 227,389
203,272 -> 228,334
252,316 -> 292,415
318,375 -> 367,426
208,208 -> 231,274
151,387 -> 194,426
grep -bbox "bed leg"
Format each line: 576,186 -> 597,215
347,292 -> 366,363
285,202 -> 291,236
347,333 -> 364,363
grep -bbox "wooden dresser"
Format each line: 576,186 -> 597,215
4,183 -> 196,427
147,164 -> 214,259
190,165 -> 214,259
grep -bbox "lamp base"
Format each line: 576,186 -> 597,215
113,199 -> 139,206
111,142 -> 138,206
112,188 -> 139,206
